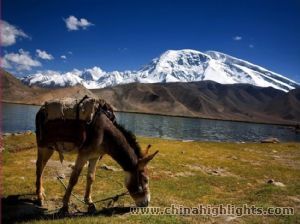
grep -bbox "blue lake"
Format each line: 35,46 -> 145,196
2,103 -> 300,142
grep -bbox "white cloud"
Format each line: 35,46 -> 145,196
61,55 -> 67,59
249,44 -> 254,48
1,56 -> 12,69
64,15 -> 93,31
118,47 -> 128,52
233,36 -> 242,41
2,49 -> 41,71
0,20 -> 29,46
68,51 -> 73,55
36,49 -> 54,60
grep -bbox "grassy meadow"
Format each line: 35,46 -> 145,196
2,133 -> 300,223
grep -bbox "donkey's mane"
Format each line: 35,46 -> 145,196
114,122 -> 143,159
97,98 -> 143,159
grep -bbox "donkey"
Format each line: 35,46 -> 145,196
35,103 -> 158,212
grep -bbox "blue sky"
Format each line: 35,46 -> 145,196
2,0 -> 300,82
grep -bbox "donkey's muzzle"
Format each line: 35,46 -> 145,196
136,200 -> 149,207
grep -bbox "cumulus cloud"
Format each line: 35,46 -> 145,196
249,44 -> 254,48
36,49 -> 54,60
64,15 -> 93,31
61,55 -> 67,59
2,49 -> 41,71
233,36 -> 242,41
0,20 -> 29,46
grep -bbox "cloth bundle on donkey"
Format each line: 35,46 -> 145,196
36,95 -> 115,149
45,97 -> 97,122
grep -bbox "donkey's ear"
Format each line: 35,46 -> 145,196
138,150 -> 159,169
144,144 -> 152,155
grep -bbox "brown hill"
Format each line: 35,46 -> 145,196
264,88 -> 300,121
92,81 -> 300,125
1,70 -> 95,105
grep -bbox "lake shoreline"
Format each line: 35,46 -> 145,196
2,100 -> 298,128
2,130 -> 299,143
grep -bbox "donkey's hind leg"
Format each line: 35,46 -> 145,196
36,146 -> 54,206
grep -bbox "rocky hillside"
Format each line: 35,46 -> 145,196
92,81 -> 300,125
1,70 -> 95,105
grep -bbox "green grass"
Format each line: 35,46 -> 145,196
2,134 -> 300,223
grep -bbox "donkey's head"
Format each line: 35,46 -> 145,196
125,145 -> 158,207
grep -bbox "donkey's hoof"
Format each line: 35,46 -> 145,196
58,206 -> 69,216
36,199 -> 44,207
88,203 -> 97,213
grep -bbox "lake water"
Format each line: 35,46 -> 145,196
2,103 -> 300,142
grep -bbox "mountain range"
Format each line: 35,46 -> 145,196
22,49 -> 299,92
2,69 -> 300,125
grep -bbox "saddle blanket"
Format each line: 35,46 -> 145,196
44,97 -> 97,122
37,96 -> 116,148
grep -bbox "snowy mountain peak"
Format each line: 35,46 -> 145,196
21,49 -> 299,92
138,49 -> 211,83
81,66 -> 106,81
158,49 -> 211,67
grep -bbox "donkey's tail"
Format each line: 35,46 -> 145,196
58,151 -> 64,164
35,107 -> 46,146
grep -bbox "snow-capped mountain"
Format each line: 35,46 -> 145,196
21,49 -> 299,92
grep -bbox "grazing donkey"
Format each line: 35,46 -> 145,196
35,98 -> 158,212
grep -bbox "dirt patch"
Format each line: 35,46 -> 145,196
272,155 -> 300,170
175,171 -> 195,177
288,196 -> 300,203
239,158 -> 262,166
159,170 -> 175,178
157,164 -> 237,178
183,164 -> 238,177
30,159 -> 77,178
156,170 -> 196,178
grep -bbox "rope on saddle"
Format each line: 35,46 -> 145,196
76,95 -> 89,121
86,101 -> 116,128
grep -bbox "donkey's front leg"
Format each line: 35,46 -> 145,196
61,154 -> 87,213
84,157 -> 100,212
84,157 -> 99,204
